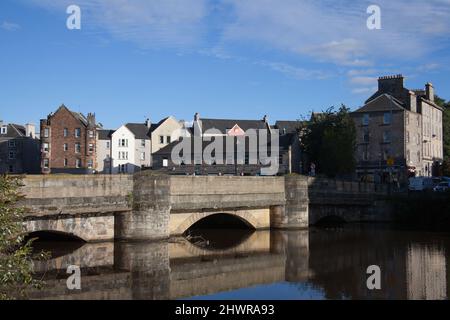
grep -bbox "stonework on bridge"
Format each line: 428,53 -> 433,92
18,172 -> 392,241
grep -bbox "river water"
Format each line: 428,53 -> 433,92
28,224 -> 450,300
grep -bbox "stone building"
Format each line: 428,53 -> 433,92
0,121 -> 40,174
40,105 -> 98,174
351,75 -> 443,182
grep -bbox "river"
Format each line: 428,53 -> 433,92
27,224 -> 450,300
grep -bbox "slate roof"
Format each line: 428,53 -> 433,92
0,124 -> 27,138
274,121 -> 304,134
199,118 -> 269,133
352,94 -> 406,113
124,123 -> 153,139
97,129 -> 114,140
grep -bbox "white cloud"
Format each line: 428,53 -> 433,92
26,0 -> 208,48
257,61 -> 331,80
1,21 -> 20,31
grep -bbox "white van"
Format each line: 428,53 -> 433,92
408,177 -> 436,191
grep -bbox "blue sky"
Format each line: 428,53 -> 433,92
1,0 -> 450,129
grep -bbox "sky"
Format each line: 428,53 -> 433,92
1,0 -> 450,129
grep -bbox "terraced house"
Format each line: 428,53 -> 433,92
40,105 -> 98,174
351,75 -> 443,182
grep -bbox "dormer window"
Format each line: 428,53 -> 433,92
383,112 -> 392,125
1,126 -> 7,134
362,114 -> 369,126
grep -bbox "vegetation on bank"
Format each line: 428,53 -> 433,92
300,105 -> 357,178
0,175 -> 46,300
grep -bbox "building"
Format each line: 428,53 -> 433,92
351,75 -> 443,182
40,105 -> 98,174
152,113 -> 299,176
0,120 -> 40,174
96,129 -> 114,173
105,117 -> 187,174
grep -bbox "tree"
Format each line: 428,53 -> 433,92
301,105 -> 356,178
0,175 -> 45,300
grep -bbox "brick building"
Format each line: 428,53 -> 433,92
351,75 -> 443,182
40,105 -> 98,174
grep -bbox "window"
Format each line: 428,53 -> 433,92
417,133 -> 421,145
383,112 -> 392,125
118,152 -> 128,160
8,140 -> 16,148
119,139 -> 128,147
87,159 -> 93,169
417,116 -> 420,127
363,129 -> 369,143
383,148 -> 390,160
383,131 -> 391,143
44,128 -> 49,138
417,151 -> 421,162
106,141 -> 110,149
406,131 -> 410,144
141,140 -> 146,147
0,126 -> 7,134
88,143 -> 94,153
76,159 -> 82,168
362,150 -> 369,161
167,136 -> 171,144
362,114 -> 369,126
160,136 -> 164,144
75,143 -> 81,153
43,159 -> 49,168
8,151 -> 16,159
119,164 -> 128,173
140,152 -> 145,160
88,130 -> 94,138
43,143 -> 49,152
406,150 -> 410,163
163,158 -> 168,167
64,128 -> 68,137
64,143 -> 68,151
75,128 -> 81,138
64,159 -> 68,167
405,113 -> 409,125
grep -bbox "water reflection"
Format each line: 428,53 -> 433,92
27,225 -> 450,300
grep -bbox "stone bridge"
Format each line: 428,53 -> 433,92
19,173 -> 392,241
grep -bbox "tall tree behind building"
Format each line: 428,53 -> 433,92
301,105 -> 356,178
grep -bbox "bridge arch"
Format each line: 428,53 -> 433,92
171,210 -> 262,236
25,230 -> 86,242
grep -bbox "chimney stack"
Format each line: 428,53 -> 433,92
25,123 -> 36,138
145,118 -> 151,128
194,112 -> 200,121
425,82 -> 434,102
378,74 -> 404,92
263,115 -> 268,123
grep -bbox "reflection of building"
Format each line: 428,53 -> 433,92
40,105 -> 98,174
0,120 -> 40,174
406,244 -> 447,300
351,75 -> 443,181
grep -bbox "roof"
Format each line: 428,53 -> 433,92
274,120 -> 304,134
71,111 -> 88,126
0,123 -> 28,138
199,118 -> 269,133
97,129 -> 114,140
124,123 -> 152,139
352,94 -> 406,113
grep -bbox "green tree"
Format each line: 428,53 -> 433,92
0,175 -> 45,300
301,105 -> 356,178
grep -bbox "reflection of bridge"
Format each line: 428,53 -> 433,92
27,230 -> 310,300
20,173 -> 391,242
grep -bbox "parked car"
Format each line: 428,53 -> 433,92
408,177 -> 436,191
433,181 -> 450,192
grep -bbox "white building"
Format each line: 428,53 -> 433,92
97,117 -> 188,174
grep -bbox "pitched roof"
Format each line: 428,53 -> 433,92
98,129 -> 114,140
199,118 -> 269,133
274,120 -> 304,134
124,123 -> 152,139
352,94 -> 406,113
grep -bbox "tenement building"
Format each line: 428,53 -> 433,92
0,120 -> 40,174
40,105 -> 98,174
351,75 -> 443,182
